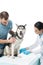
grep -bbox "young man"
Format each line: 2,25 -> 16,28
0,11 -> 16,57
26,21 -> 43,65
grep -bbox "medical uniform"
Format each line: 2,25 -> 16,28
28,34 -> 43,65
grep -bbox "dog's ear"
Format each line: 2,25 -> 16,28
16,24 -> 18,27
24,24 -> 27,27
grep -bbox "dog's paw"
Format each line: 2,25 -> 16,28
7,55 -> 10,57
18,55 -> 22,58
10,56 -> 15,59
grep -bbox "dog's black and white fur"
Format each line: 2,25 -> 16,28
4,24 -> 26,58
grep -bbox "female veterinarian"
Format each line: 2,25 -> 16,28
26,21 -> 43,65
0,11 -> 16,57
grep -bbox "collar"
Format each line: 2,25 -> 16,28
16,32 -> 23,39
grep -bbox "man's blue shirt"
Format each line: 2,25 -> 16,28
0,20 -> 12,49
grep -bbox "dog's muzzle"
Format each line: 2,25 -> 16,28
20,31 -> 23,35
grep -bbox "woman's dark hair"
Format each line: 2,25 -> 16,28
0,11 -> 9,20
34,21 -> 43,30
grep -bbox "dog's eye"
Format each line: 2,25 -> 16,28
18,27 -> 25,30
18,27 -> 21,29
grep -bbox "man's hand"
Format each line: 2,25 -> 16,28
8,37 -> 16,43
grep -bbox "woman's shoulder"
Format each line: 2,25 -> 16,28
40,34 -> 43,41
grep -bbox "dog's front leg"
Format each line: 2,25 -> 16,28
17,46 -> 20,55
4,46 -> 10,56
11,44 -> 15,58
17,47 -> 22,58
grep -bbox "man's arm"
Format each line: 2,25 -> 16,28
0,39 -> 10,44
0,37 -> 15,44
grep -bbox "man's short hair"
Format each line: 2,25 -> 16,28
0,11 -> 9,20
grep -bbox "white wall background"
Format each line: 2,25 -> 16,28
0,0 -> 43,49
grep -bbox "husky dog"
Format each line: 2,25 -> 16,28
4,24 -> 26,58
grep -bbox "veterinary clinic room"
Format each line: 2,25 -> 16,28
0,0 -> 43,65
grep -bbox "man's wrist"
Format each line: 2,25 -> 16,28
5,40 -> 10,43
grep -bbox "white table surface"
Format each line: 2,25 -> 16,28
0,53 -> 41,65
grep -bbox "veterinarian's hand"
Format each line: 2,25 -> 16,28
26,47 -> 29,50
8,37 -> 16,43
26,47 -> 32,53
